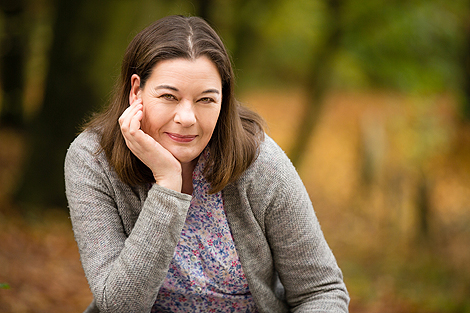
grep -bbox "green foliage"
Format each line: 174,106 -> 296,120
212,0 -> 470,94
261,0 -> 326,79
343,0 -> 465,92
0,283 -> 10,289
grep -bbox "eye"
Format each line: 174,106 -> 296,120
198,97 -> 215,104
160,94 -> 177,101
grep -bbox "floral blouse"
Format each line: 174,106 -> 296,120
152,152 -> 258,312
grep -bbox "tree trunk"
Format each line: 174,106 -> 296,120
288,0 -> 342,167
0,0 -> 26,128
15,0 -> 112,209
416,171 -> 431,243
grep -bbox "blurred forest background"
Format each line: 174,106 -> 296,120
1,0 -> 470,312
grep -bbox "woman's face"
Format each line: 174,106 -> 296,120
130,56 -> 222,165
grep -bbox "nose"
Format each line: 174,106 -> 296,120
174,100 -> 196,127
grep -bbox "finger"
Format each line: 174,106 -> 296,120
130,97 -> 143,107
119,99 -> 140,120
119,102 -> 142,129
122,100 -> 142,122
128,109 -> 143,136
119,106 -> 134,127
121,108 -> 146,154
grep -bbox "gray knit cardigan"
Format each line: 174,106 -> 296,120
65,130 -> 349,313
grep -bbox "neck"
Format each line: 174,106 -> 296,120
181,159 -> 197,195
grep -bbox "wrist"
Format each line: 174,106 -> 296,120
154,173 -> 182,193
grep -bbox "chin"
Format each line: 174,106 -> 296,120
172,151 -> 200,164
166,143 -> 207,165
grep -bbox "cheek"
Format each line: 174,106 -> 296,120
202,110 -> 221,134
141,107 -> 164,134
140,108 -> 151,132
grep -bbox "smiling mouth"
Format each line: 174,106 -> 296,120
166,132 -> 197,143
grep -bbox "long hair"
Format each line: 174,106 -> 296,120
85,15 -> 264,193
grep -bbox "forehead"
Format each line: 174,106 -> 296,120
148,56 -> 222,87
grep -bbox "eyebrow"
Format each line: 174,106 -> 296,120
155,85 -> 220,95
201,89 -> 220,95
155,85 -> 178,92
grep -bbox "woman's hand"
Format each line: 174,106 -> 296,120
118,99 -> 183,192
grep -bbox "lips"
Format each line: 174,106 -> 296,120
166,132 -> 197,143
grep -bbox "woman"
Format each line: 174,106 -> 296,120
65,15 -> 349,312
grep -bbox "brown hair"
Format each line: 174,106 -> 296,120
85,15 -> 264,193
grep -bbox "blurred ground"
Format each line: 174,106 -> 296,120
1,90 -> 470,312
0,130 -> 93,310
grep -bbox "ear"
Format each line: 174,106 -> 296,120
129,74 -> 142,104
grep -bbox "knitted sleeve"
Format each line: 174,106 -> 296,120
64,132 -> 191,312
253,137 -> 350,312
